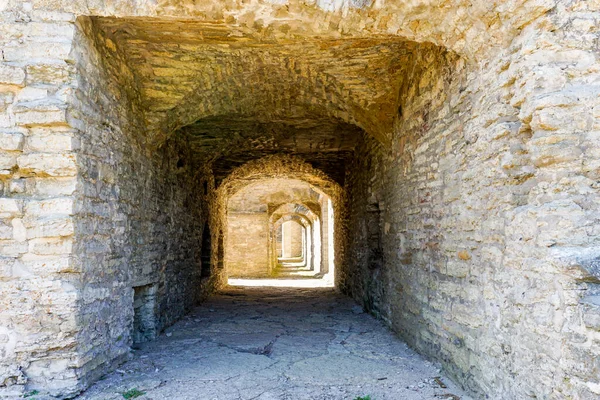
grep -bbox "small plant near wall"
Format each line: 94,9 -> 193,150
354,396 -> 373,400
122,388 -> 145,399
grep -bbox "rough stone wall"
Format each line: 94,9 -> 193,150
226,213 -> 269,277
1,0 -> 599,398
344,5 -> 600,399
0,12 -> 216,396
0,10 -> 81,397
66,17 -> 217,395
343,132 -> 387,316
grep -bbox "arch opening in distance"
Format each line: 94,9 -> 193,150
220,157 -> 340,288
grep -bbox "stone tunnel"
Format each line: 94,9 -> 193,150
0,0 -> 599,398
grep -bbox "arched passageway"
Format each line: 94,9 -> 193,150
218,158 -> 340,287
2,2 -> 599,399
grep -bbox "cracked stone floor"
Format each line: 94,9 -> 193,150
75,285 -> 472,400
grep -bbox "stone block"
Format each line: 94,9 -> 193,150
531,107 -> 592,132
0,258 -> 16,280
2,41 -> 73,63
15,87 -> 49,103
26,132 -> 75,153
17,153 -> 77,177
0,221 -> 13,240
23,22 -> 75,39
531,144 -> 583,168
25,217 -> 74,239
30,10 -> 77,22
12,219 -> 27,242
445,260 -> 470,278
583,308 -> 600,331
25,198 -> 74,217
0,132 -> 24,151
0,152 -> 18,175
21,256 -> 77,275
28,237 -> 73,256
0,65 -> 25,86
0,240 -> 28,257
14,102 -> 68,127
5,260 -> 34,280
31,177 -> 77,196
0,113 -> 14,129
9,179 -> 26,194
0,199 -> 21,218
26,63 -> 74,86
0,93 -> 15,112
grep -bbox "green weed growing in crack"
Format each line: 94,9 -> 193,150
122,388 -> 145,399
23,390 -> 39,398
354,396 -> 373,400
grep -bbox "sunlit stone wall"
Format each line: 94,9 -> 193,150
0,0 -> 598,399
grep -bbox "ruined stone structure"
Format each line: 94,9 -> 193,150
226,173 -> 335,278
0,0 -> 599,398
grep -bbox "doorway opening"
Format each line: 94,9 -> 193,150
220,162 -> 339,288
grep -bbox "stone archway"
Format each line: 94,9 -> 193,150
268,202 -> 332,279
272,208 -> 317,273
219,156 -> 341,280
1,1 -> 599,399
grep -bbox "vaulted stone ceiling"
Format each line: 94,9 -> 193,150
178,116 -> 362,183
228,178 -> 322,213
92,17 -> 441,182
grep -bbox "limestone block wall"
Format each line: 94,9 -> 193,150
0,12 -> 217,397
226,213 -> 269,277
66,17 -> 217,393
0,0 -> 599,399
0,11 -> 81,397
344,5 -> 600,399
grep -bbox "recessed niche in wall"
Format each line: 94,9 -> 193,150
132,284 -> 158,345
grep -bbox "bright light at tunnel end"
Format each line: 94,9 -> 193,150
228,276 -> 334,288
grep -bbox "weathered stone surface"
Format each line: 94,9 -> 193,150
25,131 -> 75,153
17,153 -> 77,177
0,66 -> 25,87
0,199 -> 21,218
341,5 -> 600,399
14,102 -> 68,127
25,63 -> 75,85
24,198 -> 73,217
0,132 -> 24,152
0,0 -> 598,399
74,286 -> 471,400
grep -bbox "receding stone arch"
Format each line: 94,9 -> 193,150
269,202 -> 322,273
5,0 -> 599,398
273,214 -> 311,262
218,154 -> 342,200
215,154 -> 344,280
273,213 -> 313,228
270,203 -> 319,223
90,15 -> 468,151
